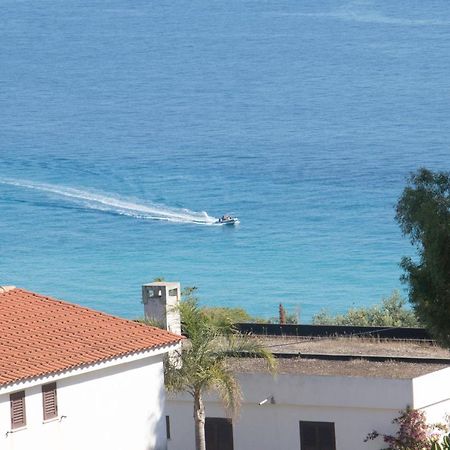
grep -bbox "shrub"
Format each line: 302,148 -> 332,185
365,407 -> 447,450
313,290 -> 419,327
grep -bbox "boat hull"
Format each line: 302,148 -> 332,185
216,218 -> 239,225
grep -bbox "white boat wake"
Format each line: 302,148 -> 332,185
0,178 -> 218,225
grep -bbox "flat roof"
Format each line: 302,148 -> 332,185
225,335 -> 450,378
258,336 -> 450,359
228,356 -> 449,378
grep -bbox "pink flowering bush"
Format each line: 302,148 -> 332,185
365,407 -> 448,450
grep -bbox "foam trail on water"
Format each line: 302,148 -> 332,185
0,178 -> 218,225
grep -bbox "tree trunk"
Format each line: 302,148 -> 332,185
194,389 -> 206,450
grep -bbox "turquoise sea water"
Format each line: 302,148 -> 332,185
1,0 -> 449,320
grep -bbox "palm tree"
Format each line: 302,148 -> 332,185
164,294 -> 276,450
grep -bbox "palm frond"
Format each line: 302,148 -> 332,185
164,296 -> 276,420
214,333 -> 277,373
209,363 -> 242,417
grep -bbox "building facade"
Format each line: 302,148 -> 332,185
149,282 -> 450,450
166,363 -> 450,450
0,286 -> 182,450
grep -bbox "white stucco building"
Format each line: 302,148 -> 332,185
0,286 -> 182,450
166,358 -> 450,450
153,281 -> 450,450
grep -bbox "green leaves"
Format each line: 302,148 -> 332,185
163,287 -> 276,450
164,292 -> 275,416
434,433 -> 450,450
312,290 -> 418,327
431,433 -> 450,450
443,434 -> 450,448
396,168 -> 450,347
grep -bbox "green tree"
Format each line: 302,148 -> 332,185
164,291 -> 276,450
201,306 -> 254,329
396,168 -> 450,346
184,286 -> 268,327
312,290 -> 418,326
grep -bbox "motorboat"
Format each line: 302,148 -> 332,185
216,215 -> 240,225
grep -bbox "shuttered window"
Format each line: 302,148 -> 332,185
42,382 -> 58,421
205,418 -> 234,450
300,421 -> 336,450
10,391 -> 26,429
166,416 -> 171,440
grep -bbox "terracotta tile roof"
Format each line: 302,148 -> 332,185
0,288 -> 182,386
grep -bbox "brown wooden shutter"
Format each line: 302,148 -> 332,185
299,421 -> 336,450
205,418 -> 234,450
166,415 -> 171,440
10,391 -> 26,429
42,382 -> 58,420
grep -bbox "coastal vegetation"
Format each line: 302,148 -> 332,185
201,306 -> 254,327
150,280 -> 419,327
396,168 -> 450,346
202,302 -> 298,326
312,290 -> 419,327
198,289 -> 418,327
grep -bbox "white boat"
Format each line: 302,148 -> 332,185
216,215 -> 240,225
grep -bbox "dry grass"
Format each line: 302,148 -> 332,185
223,335 -> 450,378
257,335 -> 450,358
228,356 -> 450,378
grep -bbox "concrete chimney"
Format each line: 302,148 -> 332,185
142,282 -> 181,336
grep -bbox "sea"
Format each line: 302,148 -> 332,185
1,0 -> 449,321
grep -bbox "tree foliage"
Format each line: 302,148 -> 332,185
201,306 -> 254,328
396,168 -> 450,346
179,286 -> 257,330
164,289 -> 275,450
312,290 -> 418,327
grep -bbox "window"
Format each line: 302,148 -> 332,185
169,288 -> 178,297
205,417 -> 234,450
10,391 -> 26,429
166,415 -> 171,440
42,382 -> 58,421
300,421 -> 336,450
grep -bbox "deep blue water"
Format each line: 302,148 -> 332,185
1,0 -> 449,321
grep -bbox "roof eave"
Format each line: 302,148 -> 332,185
0,340 -> 180,395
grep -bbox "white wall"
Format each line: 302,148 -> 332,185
412,366 -> 450,424
166,370 -> 449,450
0,354 -> 168,450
